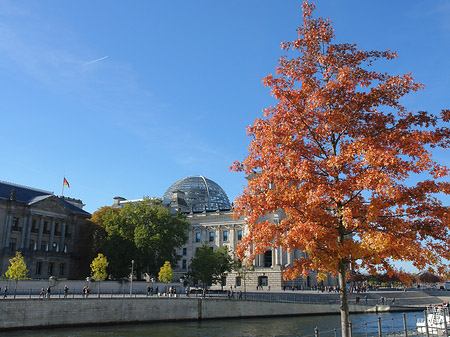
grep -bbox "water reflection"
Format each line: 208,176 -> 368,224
2,311 -> 421,337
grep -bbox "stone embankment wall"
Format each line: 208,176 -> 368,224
0,297 -> 394,331
0,279 -> 180,295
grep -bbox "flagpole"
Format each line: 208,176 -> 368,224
62,176 -> 65,197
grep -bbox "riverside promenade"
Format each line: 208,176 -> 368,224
0,289 -> 448,331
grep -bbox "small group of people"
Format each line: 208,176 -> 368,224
379,296 -> 395,305
227,286 -> 243,299
39,286 -> 52,299
168,286 -> 177,296
315,285 -> 342,293
146,285 -> 156,296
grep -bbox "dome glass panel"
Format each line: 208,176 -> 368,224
163,176 -> 231,212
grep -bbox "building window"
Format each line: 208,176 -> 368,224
29,240 -> 35,250
9,238 -> 17,252
48,262 -> 54,276
182,259 -> 187,270
31,219 -> 39,233
43,221 -> 50,234
35,261 -> 42,275
236,277 -> 242,287
55,222 -> 61,236
209,231 -> 215,242
41,241 -> 47,252
12,217 -> 21,231
222,231 -> 228,242
195,232 -> 201,242
237,230 -> 243,241
65,225 -> 71,238
182,247 -> 187,256
59,263 -> 65,276
52,242 -> 57,252
264,250 -> 272,267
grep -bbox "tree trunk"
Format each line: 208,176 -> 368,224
339,261 -> 350,337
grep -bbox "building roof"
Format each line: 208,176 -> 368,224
0,181 -> 52,203
0,181 -> 90,217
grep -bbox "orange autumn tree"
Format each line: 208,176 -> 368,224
231,2 -> 449,336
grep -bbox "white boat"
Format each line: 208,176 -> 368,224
416,305 -> 450,335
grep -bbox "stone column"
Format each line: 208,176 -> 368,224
2,213 -> 13,248
37,217 -> 45,250
229,227 -> 235,252
19,216 -> 29,249
49,219 -> 56,251
287,249 -> 292,266
60,221 -> 66,252
274,246 -> 280,265
279,247 -> 284,266
201,227 -> 207,242
25,216 -> 33,250
214,227 -> 220,247
271,248 -> 276,267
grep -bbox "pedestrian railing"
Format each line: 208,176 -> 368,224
301,312 -> 428,337
0,289 -> 442,310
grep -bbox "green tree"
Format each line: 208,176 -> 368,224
187,244 -> 233,290
91,253 -> 109,297
215,246 -> 233,290
158,261 -> 174,293
5,251 -> 28,298
101,234 -> 136,279
102,199 -> 189,279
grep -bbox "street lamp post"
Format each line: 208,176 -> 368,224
179,277 -> 185,296
151,277 -> 155,296
130,259 -> 135,297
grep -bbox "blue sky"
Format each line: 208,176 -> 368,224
1,0 -> 449,222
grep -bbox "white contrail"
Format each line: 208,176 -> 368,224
77,56 -> 108,68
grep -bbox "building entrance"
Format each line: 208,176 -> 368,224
264,250 -> 272,267
258,276 -> 268,287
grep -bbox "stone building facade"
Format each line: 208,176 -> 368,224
0,181 -> 90,279
114,176 -> 337,290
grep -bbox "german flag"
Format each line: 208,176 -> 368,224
63,177 -> 70,188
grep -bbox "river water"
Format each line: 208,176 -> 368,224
3,311 -> 423,337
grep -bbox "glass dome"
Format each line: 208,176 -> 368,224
163,176 -> 231,212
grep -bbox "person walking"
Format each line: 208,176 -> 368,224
64,285 -> 69,298
46,286 -> 51,299
3,286 -> 7,299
